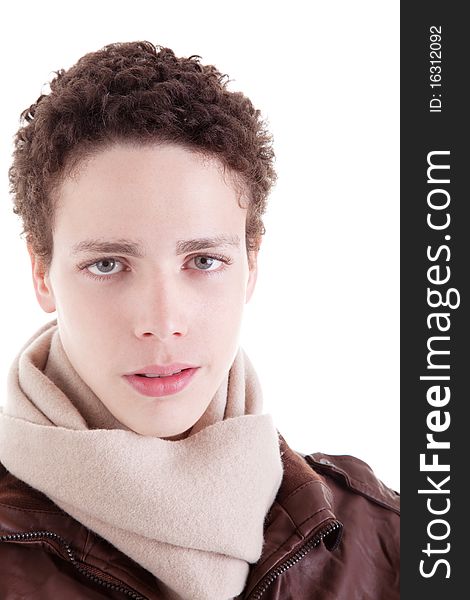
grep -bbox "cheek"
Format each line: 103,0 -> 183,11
199,280 -> 246,337
54,266 -> 247,337
55,277 -> 123,339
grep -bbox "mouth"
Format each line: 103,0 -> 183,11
123,367 -> 199,398
135,369 -> 187,379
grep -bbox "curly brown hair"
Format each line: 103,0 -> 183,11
9,41 -> 277,272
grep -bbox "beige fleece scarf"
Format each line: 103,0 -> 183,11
0,319 -> 283,600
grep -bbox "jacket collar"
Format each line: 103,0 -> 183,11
241,433 -> 342,597
0,432 -> 342,599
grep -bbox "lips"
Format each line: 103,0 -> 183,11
136,369 -> 184,379
127,363 -> 197,377
123,365 -> 199,398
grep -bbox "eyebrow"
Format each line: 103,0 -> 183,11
70,235 -> 241,257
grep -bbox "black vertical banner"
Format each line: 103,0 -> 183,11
401,3 -> 467,598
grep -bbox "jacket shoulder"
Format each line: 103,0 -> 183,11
252,449 -> 400,599
0,463 -> 165,599
304,452 -> 400,515
0,461 -> 64,513
304,452 -> 399,599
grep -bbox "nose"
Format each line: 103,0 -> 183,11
133,275 -> 188,341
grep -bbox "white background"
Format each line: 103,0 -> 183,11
0,1 -> 399,491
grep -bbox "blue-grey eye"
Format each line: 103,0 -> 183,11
95,259 -> 117,273
193,256 -> 218,270
87,258 -> 124,276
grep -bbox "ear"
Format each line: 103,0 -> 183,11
27,244 -> 56,313
245,248 -> 259,304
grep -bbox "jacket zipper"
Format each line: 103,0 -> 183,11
246,520 -> 342,600
0,530 -> 147,599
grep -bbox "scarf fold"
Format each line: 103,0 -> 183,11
0,319 -> 283,600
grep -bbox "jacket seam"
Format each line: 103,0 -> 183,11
327,473 -> 400,513
312,455 -> 399,495
283,478 -> 327,502
348,481 -> 400,505
260,504 -> 332,569
297,506 -> 332,530
0,500 -> 66,516
1,536 -> 67,560
306,457 -> 400,514
81,528 -> 92,562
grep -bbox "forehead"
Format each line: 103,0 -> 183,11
53,143 -> 248,245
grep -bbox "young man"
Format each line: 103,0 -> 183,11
0,41 -> 399,599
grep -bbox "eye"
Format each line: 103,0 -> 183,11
186,254 -> 231,271
85,258 -> 125,278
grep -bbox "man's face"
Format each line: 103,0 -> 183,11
30,143 -> 258,438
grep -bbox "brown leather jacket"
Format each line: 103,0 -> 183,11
0,434 -> 399,599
